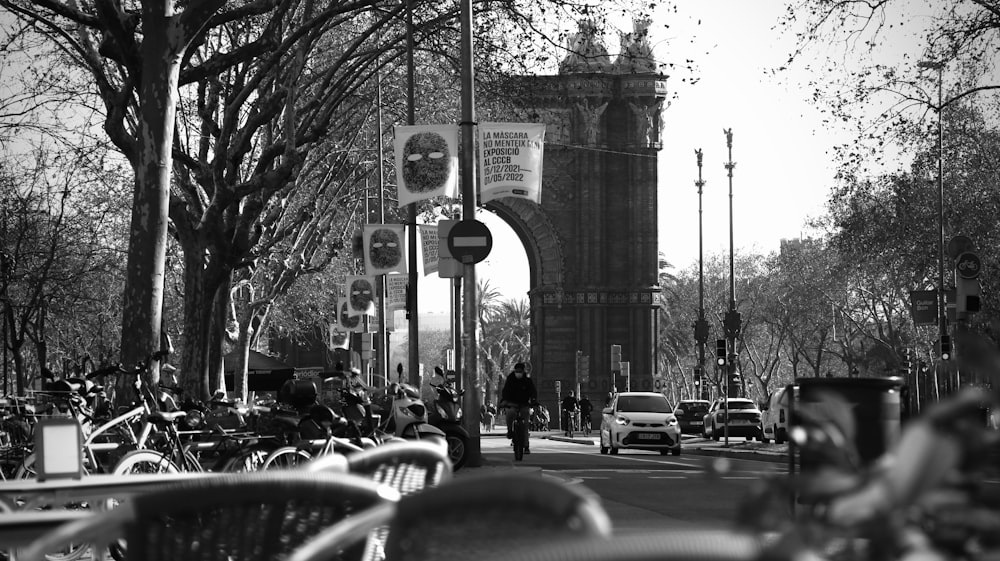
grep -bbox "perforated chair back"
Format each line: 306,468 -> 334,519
304,439 -> 453,561
384,472 -> 612,561
343,440 -> 453,495
21,471 -> 400,561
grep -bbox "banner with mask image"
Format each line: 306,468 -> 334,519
328,321 -> 350,349
363,224 -> 406,275
478,122 -> 545,204
394,124 -> 459,207
337,298 -> 364,333
344,275 -> 377,317
417,224 -> 439,276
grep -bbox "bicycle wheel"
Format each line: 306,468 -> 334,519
512,421 -> 525,461
260,446 -> 312,470
221,444 -> 273,472
112,450 -> 180,475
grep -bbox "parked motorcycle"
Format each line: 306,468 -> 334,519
375,365 -> 447,449
427,366 -> 469,470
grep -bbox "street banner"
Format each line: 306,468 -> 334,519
418,224 -> 439,276
363,224 -> 406,275
328,322 -> 350,350
394,124 -> 459,207
386,274 -> 408,312
909,290 -> 937,326
345,275 -> 376,317
337,298 -> 364,333
479,122 -> 545,204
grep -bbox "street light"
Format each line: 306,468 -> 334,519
917,61 -> 947,361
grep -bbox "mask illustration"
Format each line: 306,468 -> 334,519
340,301 -> 360,329
402,132 -> 450,193
349,278 -> 374,313
330,328 -> 349,349
368,228 -> 402,270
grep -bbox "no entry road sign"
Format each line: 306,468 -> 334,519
447,219 -> 493,264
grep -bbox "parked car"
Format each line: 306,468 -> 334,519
600,392 -> 682,456
761,386 -> 793,444
703,398 -> 763,441
672,399 -> 710,434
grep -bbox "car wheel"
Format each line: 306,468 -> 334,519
712,422 -> 720,441
610,447 -> 619,455
776,427 -> 787,445
599,434 -> 609,455
672,446 -> 681,456
762,427 -> 772,444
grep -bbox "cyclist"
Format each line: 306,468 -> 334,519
561,390 -> 580,437
500,362 -> 537,454
579,394 -> 594,435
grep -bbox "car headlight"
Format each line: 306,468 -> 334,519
666,417 -> 678,426
615,415 -> 630,425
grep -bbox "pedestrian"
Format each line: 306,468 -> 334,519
481,401 -> 496,431
604,391 -> 614,408
500,362 -> 538,453
561,390 -> 580,437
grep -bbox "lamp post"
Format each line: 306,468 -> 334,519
723,129 -> 741,400
917,60 -> 947,367
694,150 -> 708,401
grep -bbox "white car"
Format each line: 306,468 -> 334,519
600,392 -> 682,456
703,398 -> 763,441
762,386 -> 793,444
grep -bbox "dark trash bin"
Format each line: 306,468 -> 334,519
794,376 -> 902,472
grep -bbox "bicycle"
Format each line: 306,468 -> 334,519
581,412 -> 592,436
562,409 -> 578,438
505,403 -> 530,462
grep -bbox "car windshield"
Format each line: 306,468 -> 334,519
677,403 -> 708,415
617,396 -> 671,413
726,400 -> 756,410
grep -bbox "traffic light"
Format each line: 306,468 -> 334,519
693,367 -> 703,387
939,335 -> 951,361
715,339 -> 727,366
724,310 -> 742,339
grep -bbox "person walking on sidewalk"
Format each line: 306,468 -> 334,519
561,390 -> 580,437
501,362 -> 537,454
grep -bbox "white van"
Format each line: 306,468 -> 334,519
761,386 -> 793,444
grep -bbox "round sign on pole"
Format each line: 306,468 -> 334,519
947,235 -> 975,260
956,252 -> 982,279
447,219 -> 493,264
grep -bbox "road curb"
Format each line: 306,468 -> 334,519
543,434 -> 594,445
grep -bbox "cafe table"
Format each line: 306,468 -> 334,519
0,472 -> 217,550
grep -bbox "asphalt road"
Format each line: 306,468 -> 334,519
479,434 -> 788,535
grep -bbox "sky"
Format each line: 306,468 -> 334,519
415,1 -> 931,314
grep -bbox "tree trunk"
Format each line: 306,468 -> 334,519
180,249 -> 227,402
208,270 -> 233,396
118,9 -> 182,403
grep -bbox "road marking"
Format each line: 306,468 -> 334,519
559,449 -> 701,468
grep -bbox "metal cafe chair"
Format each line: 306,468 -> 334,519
383,472 -> 612,561
20,471 -> 400,561
296,439 -> 453,561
